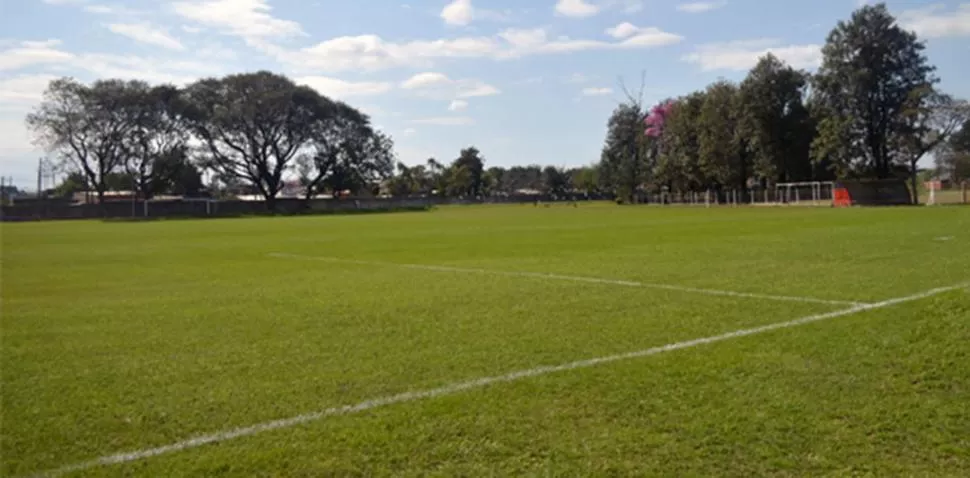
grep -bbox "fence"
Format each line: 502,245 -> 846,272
0,193 -> 606,221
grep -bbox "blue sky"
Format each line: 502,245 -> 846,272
1,0 -> 968,188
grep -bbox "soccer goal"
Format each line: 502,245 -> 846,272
775,181 -> 836,206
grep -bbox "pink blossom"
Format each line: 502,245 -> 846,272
644,101 -> 675,137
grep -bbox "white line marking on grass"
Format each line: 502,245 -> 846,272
268,252 -> 865,306
33,281 -> 968,478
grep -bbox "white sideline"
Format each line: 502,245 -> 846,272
268,252 -> 864,307
33,281 -> 968,478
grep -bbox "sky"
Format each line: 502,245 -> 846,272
1,0 -> 968,189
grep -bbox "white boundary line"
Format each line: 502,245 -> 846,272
268,252 -> 865,307
32,281 -> 967,478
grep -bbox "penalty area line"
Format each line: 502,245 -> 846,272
268,252 -> 865,307
30,281 -> 968,478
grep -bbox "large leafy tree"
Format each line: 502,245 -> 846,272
740,54 -> 814,186
447,147 -> 486,197
599,103 -> 648,202
122,83 -> 190,199
297,101 -> 393,202
27,78 -> 144,206
541,166 -> 571,196
181,71 -> 326,210
811,3 -> 937,179
698,80 -> 748,194
655,91 -> 704,193
897,89 -> 970,202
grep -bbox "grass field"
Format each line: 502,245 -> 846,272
3,203 -> 969,477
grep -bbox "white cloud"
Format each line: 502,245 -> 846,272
605,22 -> 639,39
0,39 -> 74,71
401,72 -> 450,89
448,99 -> 468,111
282,25 -> 681,72
172,0 -> 304,41
296,76 -> 393,99
0,74 -> 59,110
682,39 -> 821,71
676,1 -> 727,13
410,116 -> 474,125
401,72 -> 499,99
899,4 -> 970,38
441,0 -> 473,26
555,0 -> 599,18
107,23 -> 185,50
581,87 -> 612,96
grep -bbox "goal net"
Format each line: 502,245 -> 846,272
774,181 -> 835,206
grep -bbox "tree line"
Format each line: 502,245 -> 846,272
596,3 -> 969,204
28,3 -> 969,210
29,71 -> 395,210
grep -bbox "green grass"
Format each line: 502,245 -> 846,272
2,203 -> 969,477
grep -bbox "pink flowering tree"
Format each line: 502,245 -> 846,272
644,100 -> 675,138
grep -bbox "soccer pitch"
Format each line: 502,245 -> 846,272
3,203 -> 969,477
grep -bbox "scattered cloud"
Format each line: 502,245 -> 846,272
401,72 -> 450,89
106,23 -> 185,50
898,4 -> 970,38
401,72 -> 499,100
676,1 -> 727,13
448,99 -> 468,111
555,0 -> 599,18
605,22 -> 639,39
286,25 -> 681,73
296,76 -> 393,99
172,0 -> 305,42
441,0 -> 473,26
0,74 -> 59,110
682,39 -> 821,71
581,87 -> 612,96
410,116 -> 475,125
0,39 -> 73,71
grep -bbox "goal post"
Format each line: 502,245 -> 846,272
774,181 -> 835,206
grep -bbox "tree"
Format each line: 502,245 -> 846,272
181,71 -> 326,210
426,158 -> 445,195
897,89 -> 970,202
698,80 -> 748,194
811,3 -> 937,180
297,101 -> 393,202
122,83 -> 189,199
740,54 -> 814,186
571,166 -> 599,195
542,166 -> 570,196
655,92 -> 704,193
600,103 -> 648,203
935,119 -> 970,183
448,147 -> 486,197
26,78 -> 143,207
318,130 -> 394,199
52,171 -> 88,198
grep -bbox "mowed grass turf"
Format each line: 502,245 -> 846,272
2,203 -> 969,476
